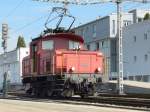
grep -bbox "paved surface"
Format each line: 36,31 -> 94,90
109,80 -> 150,89
109,80 -> 150,94
0,99 -> 148,112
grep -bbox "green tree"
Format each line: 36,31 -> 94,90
144,13 -> 150,20
16,36 -> 26,48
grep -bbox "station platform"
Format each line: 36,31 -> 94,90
108,80 -> 150,94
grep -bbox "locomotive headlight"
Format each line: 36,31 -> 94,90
97,67 -> 101,72
71,67 -> 75,71
69,66 -> 75,72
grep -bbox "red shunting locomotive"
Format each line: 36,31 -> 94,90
22,32 -> 104,97
22,6 -> 104,97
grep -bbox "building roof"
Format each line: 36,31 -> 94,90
129,8 -> 150,13
73,16 -> 109,29
73,12 -> 132,29
0,48 -> 28,57
123,20 -> 150,30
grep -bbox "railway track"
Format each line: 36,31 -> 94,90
4,92 -> 150,111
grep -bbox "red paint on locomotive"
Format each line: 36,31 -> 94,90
22,32 -> 104,97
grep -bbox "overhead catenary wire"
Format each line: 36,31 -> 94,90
11,14 -> 47,34
9,0 -> 150,36
1,0 -> 25,21
123,2 -> 145,11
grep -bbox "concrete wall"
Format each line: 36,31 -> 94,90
123,20 -> 150,82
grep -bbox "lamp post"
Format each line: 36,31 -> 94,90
2,23 -> 9,98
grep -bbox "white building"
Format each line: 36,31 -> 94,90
123,20 -> 150,82
74,9 -> 150,80
130,9 -> 150,23
0,48 -> 29,89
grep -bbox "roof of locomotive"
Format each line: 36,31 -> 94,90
32,33 -> 84,43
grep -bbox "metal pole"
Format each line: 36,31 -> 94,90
116,0 -> 124,95
2,23 -> 8,98
3,43 -> 8,98
3,72 -> 8,98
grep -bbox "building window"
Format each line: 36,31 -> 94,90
134,56 -> 137,63
80,29 -> 83,36
81,28 -> 85,37
101,41 -> 104,48
82,29 -> 85,38
123,20 -> 132,26
133,36 -> 136,42
128,21 -> 132,25
144,33 -> 148,40
86,27 -> 89,33
145,54 -> 148,62
138,18 -> 142,22
96,42 -> 99,50
93,24 -> 96,37
87,44 -> 90,50
112,20 -> 115,34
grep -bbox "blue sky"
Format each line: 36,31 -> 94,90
0,0 -> 150,52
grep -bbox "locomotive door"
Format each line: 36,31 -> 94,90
31,44 -> 38,73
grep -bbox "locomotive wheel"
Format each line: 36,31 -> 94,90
68,89 -> 74,97
62,89 -> 74,98
40,88 -> 47,98
34,88 -> 40,97
80,94 -> 88,99
88,87 -> 95,96
47,90 -> 54,97
26,88 -> 32,95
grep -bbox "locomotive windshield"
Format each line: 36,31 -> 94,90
69,40 -> 80,49
42,40 -> 54,50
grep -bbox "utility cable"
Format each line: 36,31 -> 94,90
11,14 -> 47,34
2,0 -> 25,21
123,2 -> 143,11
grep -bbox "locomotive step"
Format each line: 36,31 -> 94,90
55,80 -> 65,84
56,78 -> 65,81
56,77 -> 65,80
56,75 -> 65,78
55,84 -> 64,86
53,89 -> 64,91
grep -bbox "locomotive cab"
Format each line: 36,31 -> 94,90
30,33 -> 84,51
29,33 -> 85,74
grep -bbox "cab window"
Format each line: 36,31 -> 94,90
42,40 -> 54,50
69,41 -> 80,49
